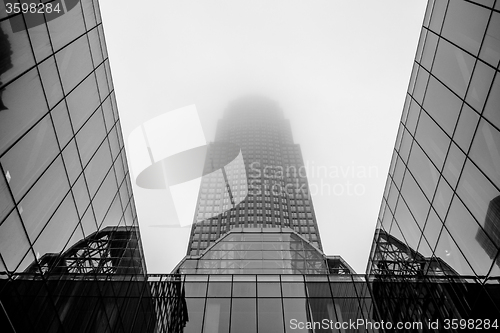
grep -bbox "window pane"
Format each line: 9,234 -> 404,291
231,299 -> 256,333
0,68 -> 48,155
465,60 -> 495,113
470,119 -> 500,188
422,76 -> 462,136
482,74 -> 500,131
184,298 -> 205,333
479,11 -> 500,67
415,111 -> 450,170
283,299 -> 309,333
0,210 -> 30,271
457,160 -> 499,229
258,298 -> 284,333
445,196 -> 495,276
432,38 -> 474,98
55,35 -> 93,92
401,172 -> 430,228
441,0 -> 489,55
203,298 -> 230,333
407,144 -> 439,198
66,71 -> 100,132
19,157 -> 69,239
453,104 -> 479,153
1,115 -> 59,200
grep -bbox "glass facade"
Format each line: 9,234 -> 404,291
188,96 -> 323,255
367,0 -> 500,329
177,228 -> 330,274
0,0 -> 139,275
1,0 -> 500,332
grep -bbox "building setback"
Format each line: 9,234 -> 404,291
0,0 -> 499,332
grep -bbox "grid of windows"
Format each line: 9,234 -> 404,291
369,0 -> 500,282
188,97 -> 323,255
0,0 -> 139,275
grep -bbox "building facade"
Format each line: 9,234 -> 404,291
0,1 -> 147,332
368,0 -> 500,329
187,97 -> 323,255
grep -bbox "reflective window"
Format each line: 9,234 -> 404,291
479,11 -> 500,67
231,299 -> 256,333
76,110 -> 106,166
420,30 -> 438,70
207,282 -> 231,297
1,115 -> 59,199
233,282 -> 256,297
258,298 -> 284,333
0,20 -> 35,85
38,56 -> 63,109
203,298 -> 230,333
51,101 -> 74,148
0,172 -> 14,222
445,196 -> 494,276
0,68 -> 47,155
457,159 -> 499,229
470,119 -> 500,188
413,66 -> 429,104
442,142 -> 466,189
394,198 -> 421,250
482,74 -> 500,130
432,38 -> 474,98
466,60 -> 495,113
405,98 -> 421,135
428,0 -> 448,34
401,172 -> 430,228
435,225 -> 475,276
32,193 -> 79,255
422,208 -> 443,251
66,71 -> 100,132
422,76 -> 462,136
432,177 -> 453,220
184,298 -> 205,333
283,298 -> 309,333
415,111 -> 450,170
47,3 -> 86,51
441,0 -> 489,55
56,35 -> 93,92
407,144 -> 439,198
454,104 -> 479,153
19,156 -> 69,239
0,210 -> 30,271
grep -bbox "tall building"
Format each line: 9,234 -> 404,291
0,1 -> 149,332
187,96 -> 323,256
1,0 -> 500,332
368,0 -> 500,327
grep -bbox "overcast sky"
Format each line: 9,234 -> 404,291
100,0 -> 427,274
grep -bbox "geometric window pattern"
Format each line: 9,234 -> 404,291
24,226 -> 145,275
188,96 -> 323,255
370,0 -> 500,280
179,228 -> 329,274
0,0 -> 139,275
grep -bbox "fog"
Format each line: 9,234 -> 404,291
99,0 -> 427,273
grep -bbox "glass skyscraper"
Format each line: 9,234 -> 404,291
187,97 -> 323,256
1,0 -> 500,332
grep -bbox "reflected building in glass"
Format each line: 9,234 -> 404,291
1,0 -> 500,332
0,1 -> 149,332
368,0 -> 500,328
187,97 -> 323,255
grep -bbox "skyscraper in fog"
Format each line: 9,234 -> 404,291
187,97 -> 323,255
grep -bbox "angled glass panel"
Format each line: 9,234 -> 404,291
432,38 -> 475,98
231,299 -> 256,333
441,0 -> 489,55
258,298 -> 284,333
1,115 -> 58,200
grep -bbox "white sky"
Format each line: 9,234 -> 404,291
99,0 -> 427,274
